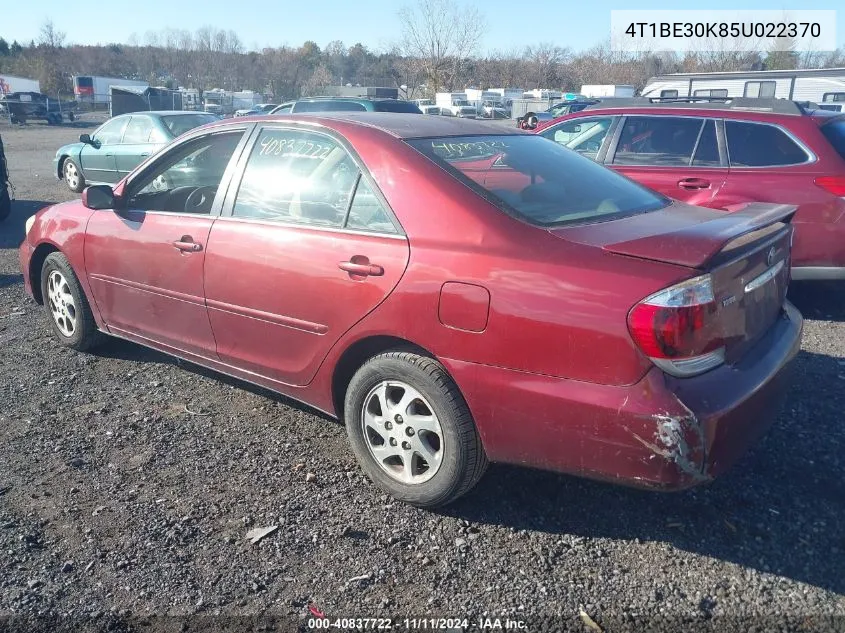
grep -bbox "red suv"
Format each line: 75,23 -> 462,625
535,98 -> 845,281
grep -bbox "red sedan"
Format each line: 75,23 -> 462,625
20,113 -> 803,507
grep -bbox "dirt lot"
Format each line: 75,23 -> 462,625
1,121 -> 844,633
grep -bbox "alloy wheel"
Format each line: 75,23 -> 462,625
361,381 -> 445,484
46,270 -> 77,337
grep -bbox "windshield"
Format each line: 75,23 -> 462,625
162,114 -> 218,137
821,120 -> 845,160
407,135 -> 669,227
374,100 -> 423,113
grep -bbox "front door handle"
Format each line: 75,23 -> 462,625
339,258 -> 384,277
678,177 -> 710,190
140,152 -> 150,157
172,236 -> 202,252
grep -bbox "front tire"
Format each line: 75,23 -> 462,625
40,252 -> 103,351
63,158 -> 85,193
344,351 -> 488,507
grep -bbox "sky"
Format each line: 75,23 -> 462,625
2,0 -> 844,54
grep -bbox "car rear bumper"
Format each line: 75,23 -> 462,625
442,301 -> 803,490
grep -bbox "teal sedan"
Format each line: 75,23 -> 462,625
55,111 -> 219,192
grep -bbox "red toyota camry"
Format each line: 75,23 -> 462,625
20,113 -> 803,507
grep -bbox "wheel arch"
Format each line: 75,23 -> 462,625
29,242 -> 61,304
331,335 -> 438,420
57,155 -> 69,179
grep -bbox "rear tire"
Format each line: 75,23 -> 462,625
63,158 -> 85,193
40,252 -> 103,351
344,351 -> 488,507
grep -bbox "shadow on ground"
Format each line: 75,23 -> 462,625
0,200 -> 52,248
789,281 -> 845,322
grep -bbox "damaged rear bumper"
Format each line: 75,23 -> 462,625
442,301 -> 803,490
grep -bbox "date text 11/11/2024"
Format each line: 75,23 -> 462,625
306,617 -> 529,630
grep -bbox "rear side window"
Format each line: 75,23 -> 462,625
822,92 -> 845,103
233,128 -> 359,227
122,116 -> 153,144
541,116 -> 614,161
660,90 -> 678,98
692,120 -> 720,166
294,101 -> 367,113
725,121 -> 809,167
612,117 -> 703,166
374,100 -> 422,113
820,121 -> 845,160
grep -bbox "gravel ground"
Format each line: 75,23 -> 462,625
1,121 -> 844,633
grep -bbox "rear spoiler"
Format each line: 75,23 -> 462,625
602,203 -> 797,270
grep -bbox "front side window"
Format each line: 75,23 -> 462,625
822,92 -> 845,103
122,116 -> 153,144
408,135 -> 668,228
744,81 -> 777,98
233,128 -> 360,227
93,117 -> 129,145
127,131 -> 244,214
612,116 -> 703,166
725,121 -> 809,167
541,117 -> 614,161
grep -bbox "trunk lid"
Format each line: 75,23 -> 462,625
551,201 -> 796,363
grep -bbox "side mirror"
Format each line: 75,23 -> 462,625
82,185 -> 117,210
79,133 -> 92,144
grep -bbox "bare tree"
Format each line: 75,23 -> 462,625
38,20 -> 66,50
301,64 -> 334,96
524,43 -> 569,89
398,0 -> 485,93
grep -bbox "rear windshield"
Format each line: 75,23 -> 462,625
407,135 -> 668,227
821,120 -> 845,160
374,100 -> 423,113
76,77 -> 93,88
162,114 -> 218,137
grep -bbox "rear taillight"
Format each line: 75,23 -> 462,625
627,275 -> 725,378
814,176 -> 845,196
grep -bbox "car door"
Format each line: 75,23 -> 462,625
605,115 -> 729,207
115,115 -> 156,180
83,127 -> 250,357
79,116 -> 129,184
203,125 -> 410,386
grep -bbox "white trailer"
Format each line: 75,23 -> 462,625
0,74 -> 41,95
73,75 -> 148,103
642,68 -> 845,104
580,84 -> 636,98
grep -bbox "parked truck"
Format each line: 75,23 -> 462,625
0,74 -> 41,95
435,92 -> 477,118
73,75 -> 149,104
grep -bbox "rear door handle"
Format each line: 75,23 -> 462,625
678,177 -> 710,190
172,236 -> 202,252
339,260 -> 384,277
140,152 -> 150,157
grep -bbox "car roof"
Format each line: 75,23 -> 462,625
299,96 -> 400,103
226,112 -> 527,139
120,111 -> 215,117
